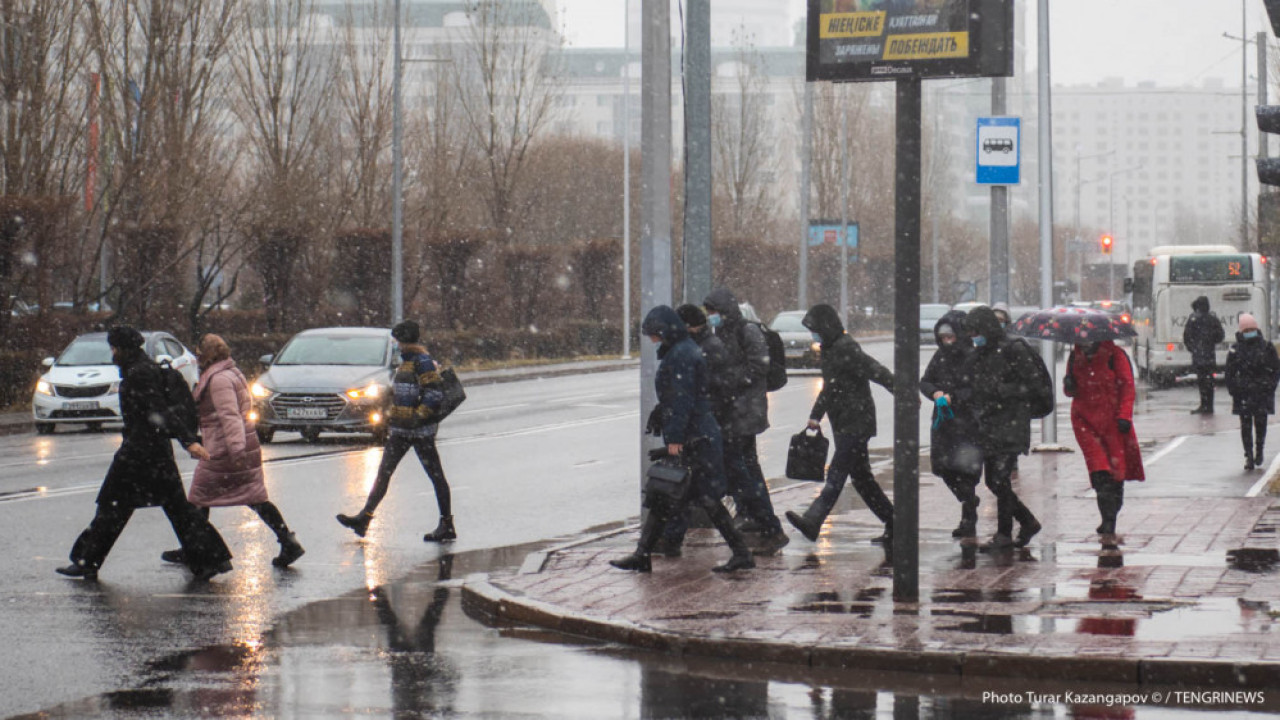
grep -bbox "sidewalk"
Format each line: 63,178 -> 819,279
463,414 -> 1280,690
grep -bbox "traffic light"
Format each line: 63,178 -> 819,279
1257,106 -> 1280,185
1100,234 -> 1113,255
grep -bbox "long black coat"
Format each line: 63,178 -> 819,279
704,288 -> 769,437
643,306 -> 727,500
1183,296 -> 1225,367
688,324 -> 734,429
803,304 -> 893,438
919,311 -> 982,476
959,306 -> 1039,456
1225,333 -> 1280,415
96,350 -> 201,509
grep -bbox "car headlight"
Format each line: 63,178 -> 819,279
250,382 -> 274,399
107,381 -> 120,395
345,383 -> 381,400
811,342 -> 821,353
35,379 -> 52,396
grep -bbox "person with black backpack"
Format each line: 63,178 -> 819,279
702,288 -> 788,553
56,326 -> 234,582
958,307 -> 1042,550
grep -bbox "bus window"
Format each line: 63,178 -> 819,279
1132,261 -> 1153,309
1169,255 -> 1254,282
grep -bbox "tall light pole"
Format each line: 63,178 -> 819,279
622,0 -> 631,358
391,0 -> 404,324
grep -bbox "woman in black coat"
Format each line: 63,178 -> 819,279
919,310 -> 983,538
1225,313 -> 1280,470
57,326 -> 234,582
610,306 -> 754,573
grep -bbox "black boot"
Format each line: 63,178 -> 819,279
423,515 -> 456,543
1012,501 -> 1040,548
706,501 -> 755,573
273,533 -> 306,567
785,509 -> 821,542
870,523 -> 893,544
1090,470 -> 1118,535
160,549 -> 186,564
610,510 -> 666,573
55,562 -> 98,580
953,496 -> 979,538
336,511 -> 373,538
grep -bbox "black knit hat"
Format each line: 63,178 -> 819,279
391,320 -> 420,343
106,326 -> 144,350
676,303 -> 707,328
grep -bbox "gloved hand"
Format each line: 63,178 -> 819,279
1117,418 -> 1132,434
645,405 -> 663,436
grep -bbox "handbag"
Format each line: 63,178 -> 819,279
434,367 -> 467,422
643,453 -> 692,506
786,427 -> 829,481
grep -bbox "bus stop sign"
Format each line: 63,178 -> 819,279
976,116 -> 1020,185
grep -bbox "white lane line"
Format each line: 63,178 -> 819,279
1247,453 -> 1280,497
451,402 -> 529,416
0,450 -> 119,470
1143,435 -> 1188,467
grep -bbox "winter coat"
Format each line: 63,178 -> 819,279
803,304 -> 894,438
958,306 -> 1039,456
188,359 -> 268,507
95,348 -> 201,509
703,288 -> 770,437
388,344 -> 444,438
1183,296 -> 1225,367
642,306 -> 727,500
919,310 -> 982,477
1225,332 -> 1280,416
1064,342 -> 1145,482
689,324 -> 735,428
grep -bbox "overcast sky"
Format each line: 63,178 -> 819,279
557,0 -> 1277,89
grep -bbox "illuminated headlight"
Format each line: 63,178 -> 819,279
346,383 -> 381,400
810,342 -> 821,353
250,382 -> 274,399
35,379 -> 53,396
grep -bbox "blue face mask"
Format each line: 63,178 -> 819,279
972,335 -> 988,348
707,313 -> 723,328
1244,330 -> 1260,339
811,332 -> 823,344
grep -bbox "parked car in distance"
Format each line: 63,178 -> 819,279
919,303 -> 952,344
250,327 -> 397,444
32,331 -> 198,435
769,311 -> 820,368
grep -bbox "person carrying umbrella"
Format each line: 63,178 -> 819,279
1224,313 -> 1280,470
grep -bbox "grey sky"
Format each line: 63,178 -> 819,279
557,0 -> 1276,89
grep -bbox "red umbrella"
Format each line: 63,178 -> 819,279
1008,305 -> 1137,344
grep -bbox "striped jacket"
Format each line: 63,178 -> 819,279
387,347 -> 444,437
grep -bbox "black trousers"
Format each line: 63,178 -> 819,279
1241,412 -> 1268,459
70,497 -> 232,570
196,502 -> 292,541
1194,363 -> 1215,410
361,433 -> 451,518
982,453 -> 1037,537
724,435 -> 782,533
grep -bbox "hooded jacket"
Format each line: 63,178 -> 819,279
802,304 -> 893,437
959,306 -> 1040,455
702,288 -> 770,436
1225,330 -> 1280,416
688,324 -> 735,427
919,310 -> 981,476
1065,341 -> 1145,482
1183,296 -> 1225,367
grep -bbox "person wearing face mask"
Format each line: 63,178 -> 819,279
991,302 -> 1012,329
1063,337 -> 1144,537
919,311 -> 983,539
787,303 -> 896,544
1184,296 -> 1225,414
1225,313 -> 1280,470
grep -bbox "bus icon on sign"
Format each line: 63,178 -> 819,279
983,138 -> 1014,154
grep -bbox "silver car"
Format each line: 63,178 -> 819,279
769,310 -> 820,368
251,327 -> 397,444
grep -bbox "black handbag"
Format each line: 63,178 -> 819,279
786,427 -> 829,481
434,367 -> 467,422
643,453 -> 691,505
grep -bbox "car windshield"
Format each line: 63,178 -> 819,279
56,337 -> 113,366
274,336 -> 387,366
770,314 -> 807,332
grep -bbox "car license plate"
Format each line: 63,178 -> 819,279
286,407 -> 328,419
65,401 -> 99,411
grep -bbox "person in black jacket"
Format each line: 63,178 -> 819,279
1184,295 -> 1225,414
785,304 -> 895,544
1225,313 -> 1280,470
919,310 -> 984,538
702,289 -> 786,548
959,307 -> 1042,550
56,326 -> 234,582
611,306 -> 754,573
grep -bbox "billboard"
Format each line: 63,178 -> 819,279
806,0 -> 1014,83
808,221 -> 859,249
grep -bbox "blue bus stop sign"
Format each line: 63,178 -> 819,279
975,116 -> 1020,185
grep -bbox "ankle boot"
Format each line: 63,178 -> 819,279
706,501 -> 755,572
610,511 -> 666,572
785,509 -> 821,542
336,511 -> 373,538
423,515 -> 457,543
160,548 -> 186,564
273,533 -> 305,567
609,553 -> 652,572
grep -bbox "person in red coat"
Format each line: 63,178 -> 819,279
1064,340 -> 1145,536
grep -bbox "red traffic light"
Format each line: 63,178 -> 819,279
1100,234 -> 1114,254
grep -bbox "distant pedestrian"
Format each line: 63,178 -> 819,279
610,306 -> 754,573
959,306 -> 1041,550
991,302 -> 1012,329
159,334 -> 304,568
786,304 -> 896,544
702,289 -> 789,553
57,326 -> 234,582
1063,340 -> 1145,536
1184,296 -> 1225,414
1225,313 -> 1280,470
337,320 -> 455,543
919,311 -> 983,538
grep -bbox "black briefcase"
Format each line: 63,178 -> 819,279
786,427 -> 829,481
434,367 -> 467,422
643,454 -> 691,505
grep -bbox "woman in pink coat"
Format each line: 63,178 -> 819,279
161,335 -> 305,567
1064,340 -> 1145,538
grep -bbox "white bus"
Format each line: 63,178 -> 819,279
1129,245 -> 1270,387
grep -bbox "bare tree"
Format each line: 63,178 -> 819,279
332,0 -> 393,229
711,36 -> 778,238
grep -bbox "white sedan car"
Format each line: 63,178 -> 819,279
32,331 -> 199,434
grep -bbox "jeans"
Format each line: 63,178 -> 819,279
361,433 -> 451,518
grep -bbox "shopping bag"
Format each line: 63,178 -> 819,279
786,427 -> 829,481
434,367 -> 467,422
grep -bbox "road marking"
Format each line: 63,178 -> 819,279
1246,454 -> 1280,497
452,402 -> 529,416
1143,435 -> 1188,467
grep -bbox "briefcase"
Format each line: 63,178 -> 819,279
643,454 -> 691,506
434,367 -> 467,422
786,427 -> 829,482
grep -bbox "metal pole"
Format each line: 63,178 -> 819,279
391,0 -> 404,324
799,82 -> 813,309
1109,174 -> 1115,297
682,0 -> 712,304
1243,0 -> 1250,250
930,107 -> 940,303
622,0 -> 631,359
1260,32 -> 1269,161
839,89 -> 849,326
891,77 -> 922,602
1037,0 -> 1060,446
990,77 -> 1008,305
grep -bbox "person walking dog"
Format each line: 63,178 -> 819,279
1225,313 -> 1280,470
337,320 -> 456,543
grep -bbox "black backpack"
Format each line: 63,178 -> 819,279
742,321 -> 788,391
157,361 -> 199,438
1010,339 -> 1054,419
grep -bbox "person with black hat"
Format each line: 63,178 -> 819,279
56,326 -> 234,582
337,320 -> 455,543
1184,295 -> 1225,414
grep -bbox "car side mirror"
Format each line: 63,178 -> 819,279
1122,278 -> 1134,294
41,357 -> 54,368
259,354 -> 274,365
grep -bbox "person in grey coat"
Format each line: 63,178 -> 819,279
1184,295 -> 1225,414
702,288 -> 787,550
